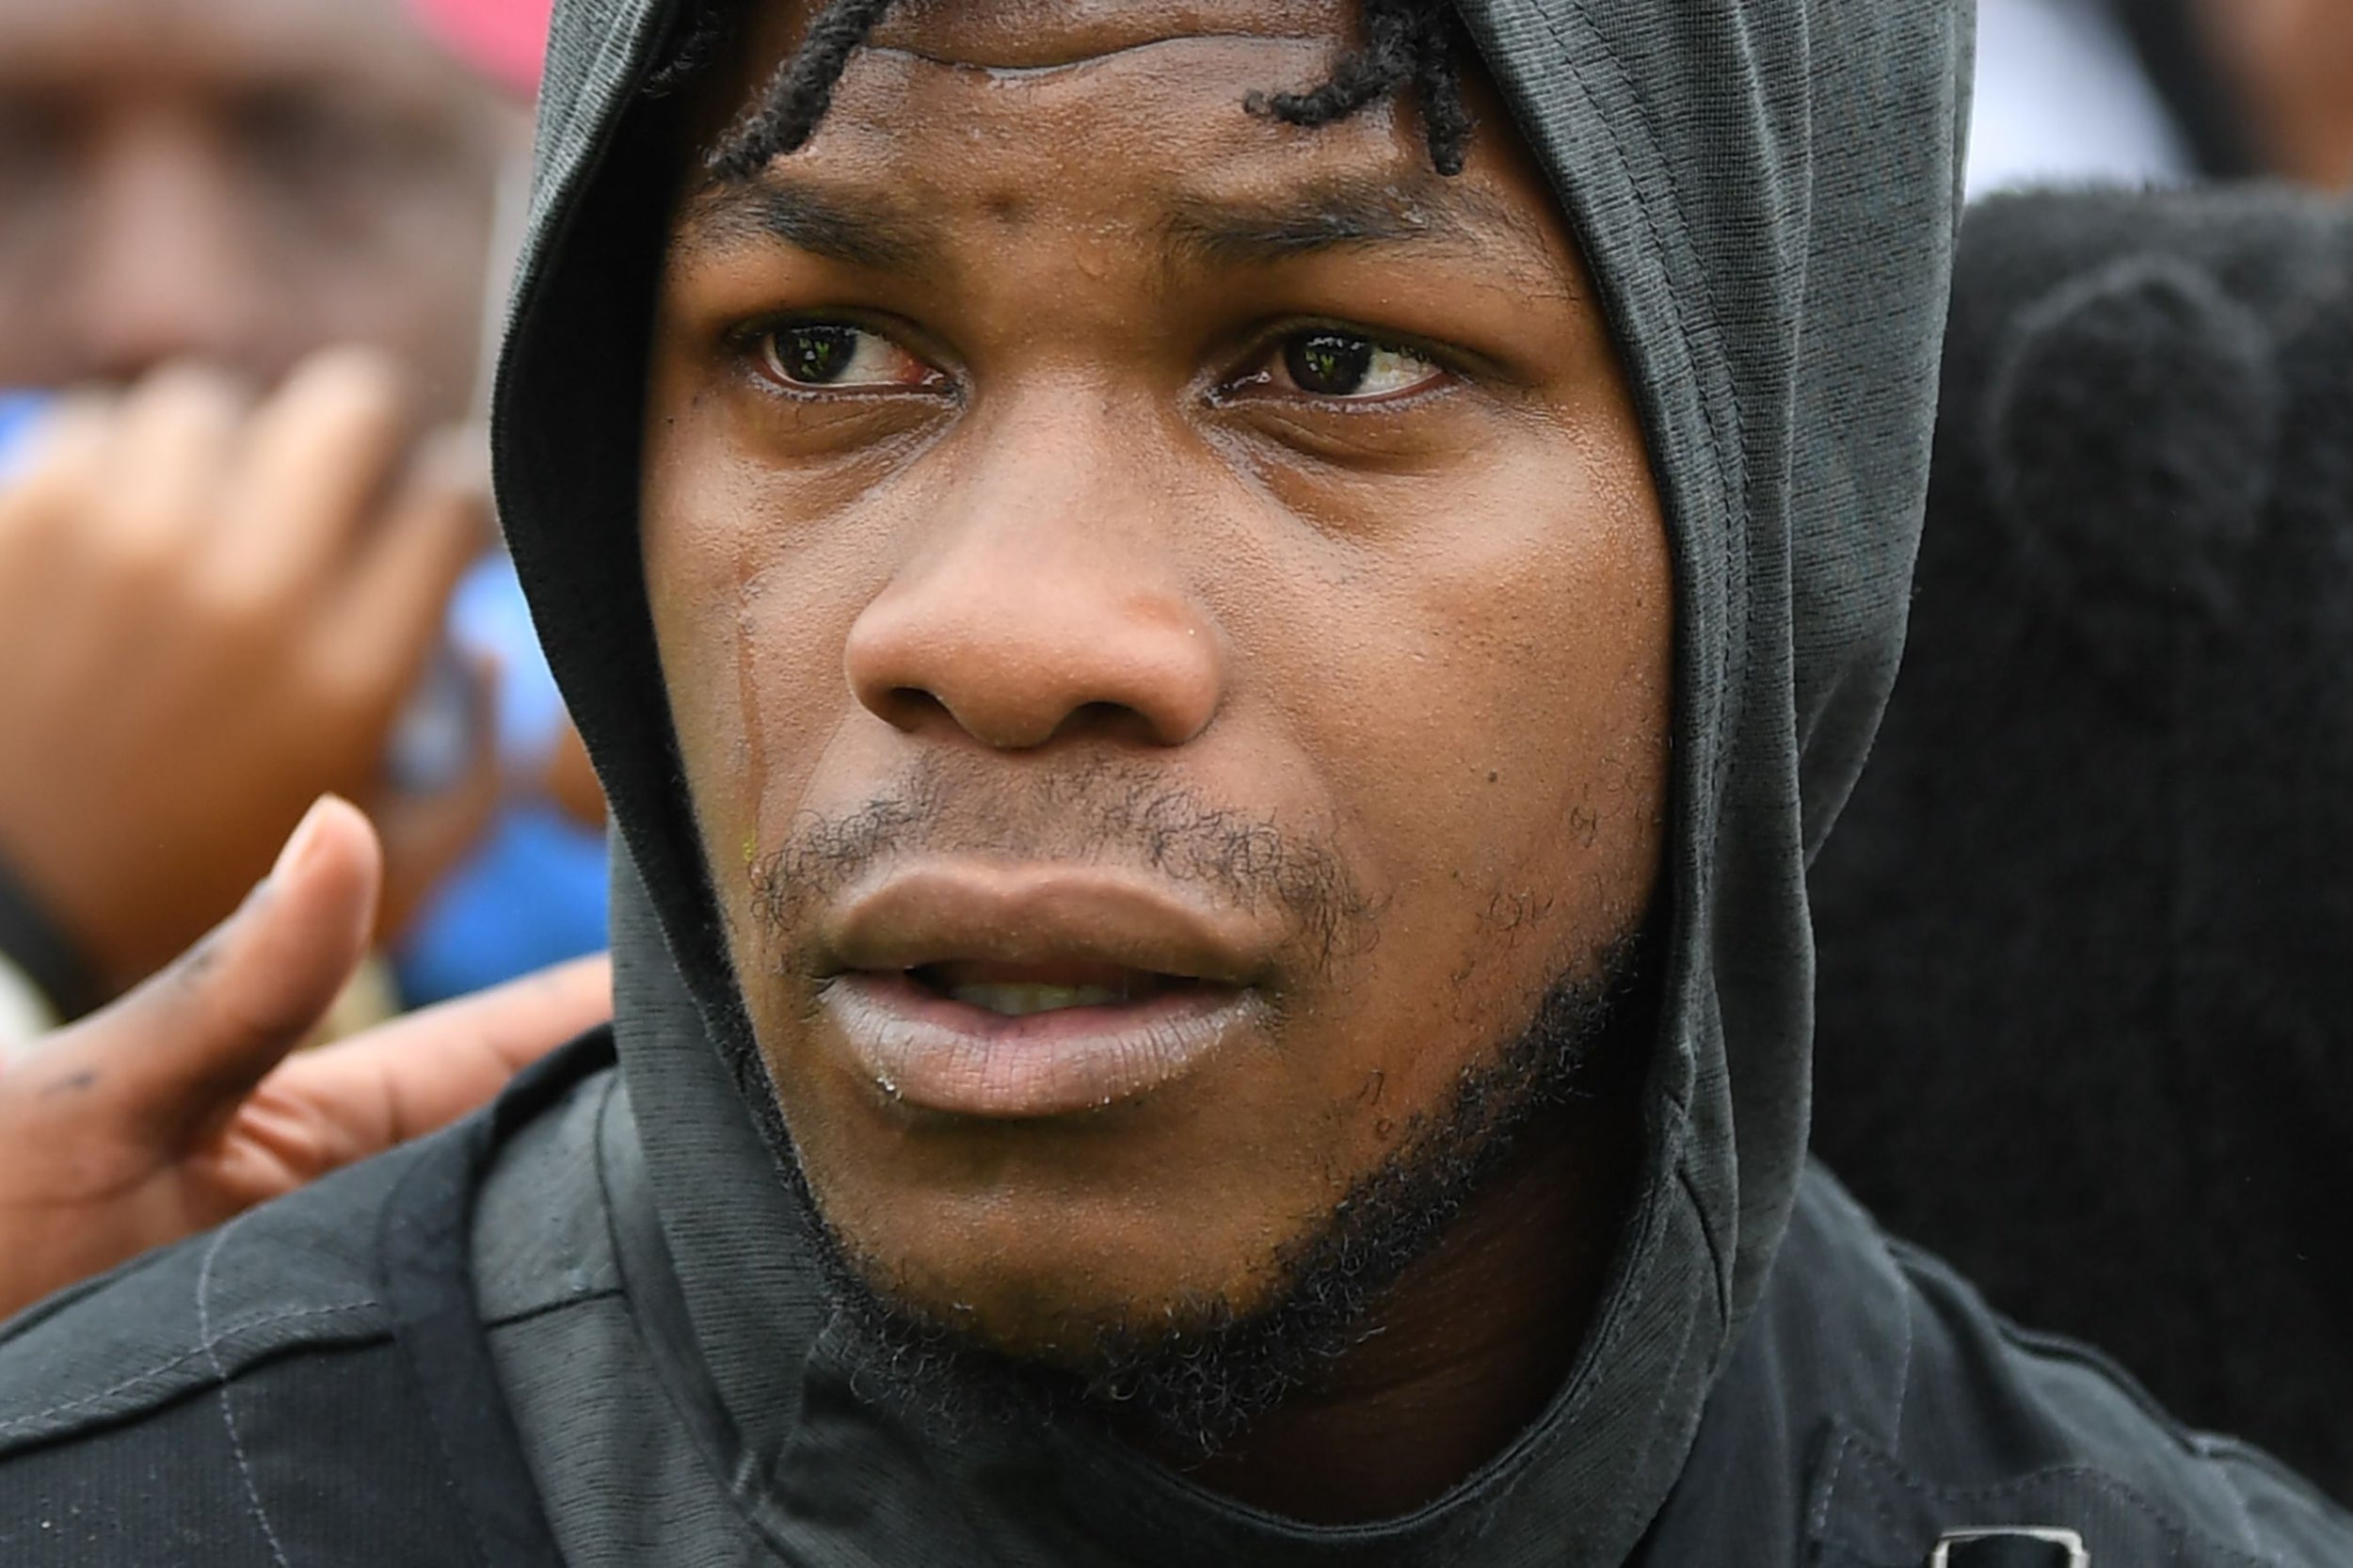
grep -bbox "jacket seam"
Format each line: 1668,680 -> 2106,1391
1816,1422 -> 2277,1568
1883,1249 -> 2349,1550
2188,1433 -> 2353,1535
198,1216 -> 294,1568
483,1285 -> 628,1333
1886,1250 -> 1915,1448
0,1301 -> 383,1439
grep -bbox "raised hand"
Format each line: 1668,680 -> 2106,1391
0,348 -> 499,1001
0,797 -> 610,1321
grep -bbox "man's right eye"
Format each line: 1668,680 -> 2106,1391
758,324 -> 942,391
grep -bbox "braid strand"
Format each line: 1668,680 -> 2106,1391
708,0 -> 902,178
676,0 -> 1475,180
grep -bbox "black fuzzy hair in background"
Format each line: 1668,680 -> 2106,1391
1806,185 -> 2353,1505
645,0 -> 1475,176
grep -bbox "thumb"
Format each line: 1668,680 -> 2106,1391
61,796 -> 381,1151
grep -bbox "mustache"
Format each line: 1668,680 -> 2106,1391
745,757 -> 1373,976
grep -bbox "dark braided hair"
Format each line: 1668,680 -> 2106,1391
649,0 -> 1475,179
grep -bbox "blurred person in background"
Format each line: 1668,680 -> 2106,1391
0,0 -> 612,1337
1970,0 -> 2353,196
2167,0 -> 2353,188
0,0 -> 605,1037
1809,183 -> 2353,1501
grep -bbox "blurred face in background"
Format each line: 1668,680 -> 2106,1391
2198,0 -> 2353,189
0,0 -> 524,417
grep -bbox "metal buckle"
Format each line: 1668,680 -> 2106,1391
1928,1527 -> 2090,1567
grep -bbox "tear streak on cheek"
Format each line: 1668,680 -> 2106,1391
733,588 -> 768,802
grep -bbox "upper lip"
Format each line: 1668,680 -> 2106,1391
819,862 -> 1273,987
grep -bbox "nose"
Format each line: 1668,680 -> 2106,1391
844,405 -> 1226,752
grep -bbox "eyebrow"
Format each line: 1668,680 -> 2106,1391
679,179 -> 934,271
1159,175 -> 1548,271
678,168 -> 1552,279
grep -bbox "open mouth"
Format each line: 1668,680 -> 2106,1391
811,863 -> 1276,1116
822,963 -> 1248,1117
904,959 -> 1203,1019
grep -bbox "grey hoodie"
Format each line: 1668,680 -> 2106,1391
481,0 -> 1972,1558
1,0 -> 2350,1564
473,0 -> 2349,1560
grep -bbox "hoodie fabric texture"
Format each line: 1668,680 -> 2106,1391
1810,185 -> 2353,1504
4,1 -> 2353,1564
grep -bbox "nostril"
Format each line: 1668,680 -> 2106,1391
1059,700 -> 1165,746
873,685 -> 953,731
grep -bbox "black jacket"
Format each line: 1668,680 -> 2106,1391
3,1032 -> 2347,1565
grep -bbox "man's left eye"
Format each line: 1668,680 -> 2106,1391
758,324 -> 940,390
1270,330 -> 1446,400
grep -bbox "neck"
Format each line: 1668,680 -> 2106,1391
1138,1092 -> 1641,1525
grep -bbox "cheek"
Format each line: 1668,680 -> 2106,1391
1239,419 -> 1672,1097
641,396 -> 874,922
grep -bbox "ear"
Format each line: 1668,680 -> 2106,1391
1980,253 -> 2281,671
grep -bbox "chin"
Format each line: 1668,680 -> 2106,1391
800,1168 -> 1402,1459
764,1021 -> 1351,1353
811,1180 -> 1296,1366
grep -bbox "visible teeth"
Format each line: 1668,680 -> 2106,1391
949,982 -> 1120,1016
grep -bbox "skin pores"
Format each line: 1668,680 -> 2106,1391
642,0 -> 1672,1373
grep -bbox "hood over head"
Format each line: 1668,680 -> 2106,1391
493,0 -> 1968,1558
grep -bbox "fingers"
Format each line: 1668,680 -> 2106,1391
105,365 -> 249,566
0,351 -> 493,1008
30,797 -> 383,1151
260,952 -> 611,1164
0,397 -> 111,570
319,426 -> 493,699
213,346 -> 422,596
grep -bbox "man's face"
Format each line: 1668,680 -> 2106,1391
0,0 -> 517,414
643,0 -> 1673,1372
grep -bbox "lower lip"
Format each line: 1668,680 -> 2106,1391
819,971 -> 1253,1118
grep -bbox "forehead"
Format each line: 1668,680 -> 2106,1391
679,0 -> 1574,274
0,0 -> 450,93
739,0 -> 1365,75
688,0 -> 1369,159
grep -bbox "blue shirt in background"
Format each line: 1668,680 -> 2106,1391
393,556 -> 609,1004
